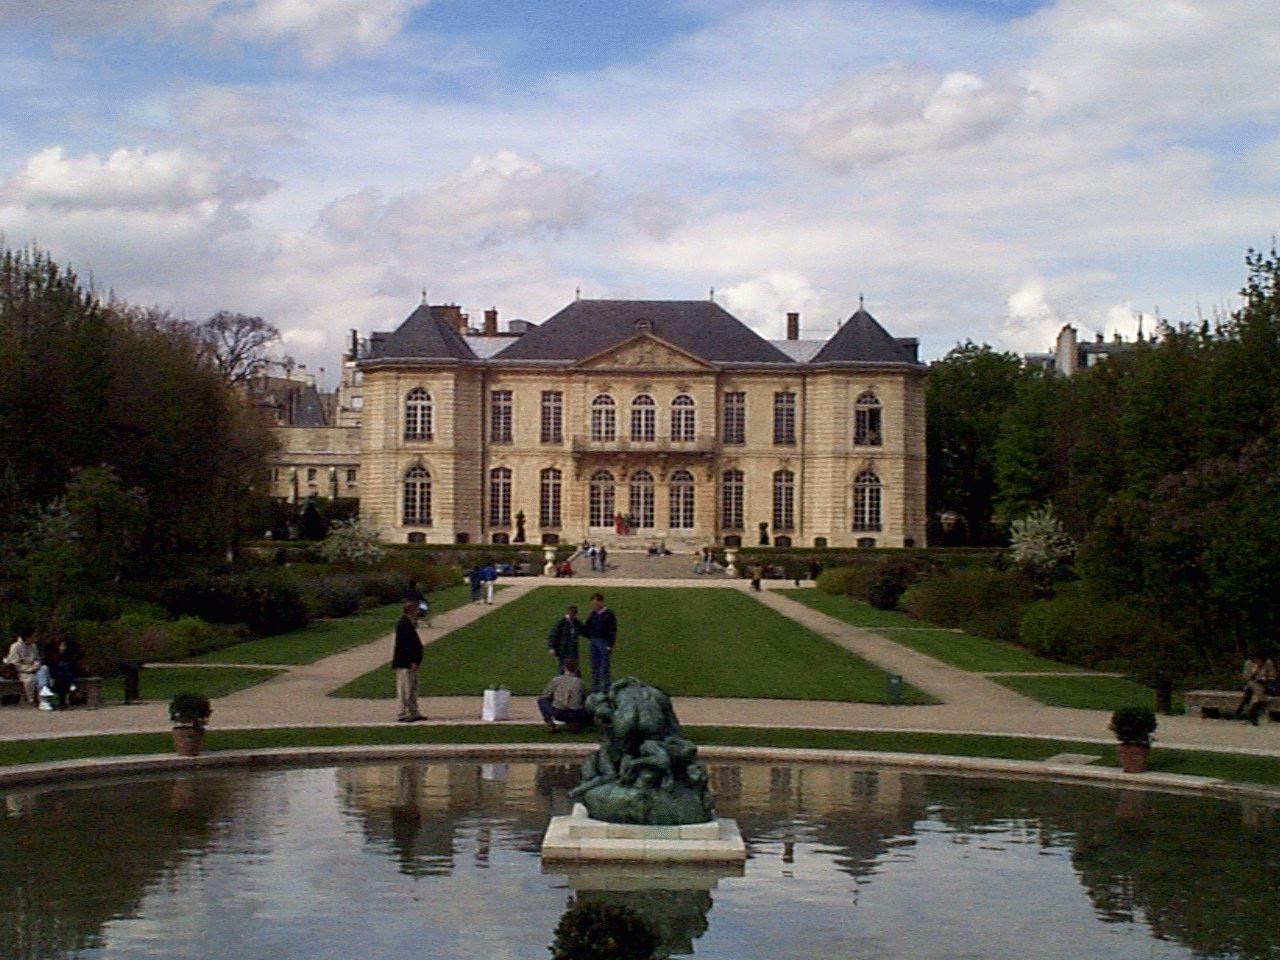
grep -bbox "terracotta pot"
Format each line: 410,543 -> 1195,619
172,727 -> 205,757
1118,743 -> 1150,774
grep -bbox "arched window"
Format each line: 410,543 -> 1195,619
589,470 -> 615,527
773,469 -> 795,531
631,395 -> 656,442
404,387 -> 432,441
488,467 -> 512,527
854,392 -> 882,446
629,469 -> 655,528
669,469 -> 695,529
590,395 -> 616,442
671,395 -> 696,442
853,470 -> 882,531
403,465 -> 431,525
540,467 -> 562,528
721,469 -> 744,530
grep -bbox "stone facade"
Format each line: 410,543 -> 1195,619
356,299 -> 927,548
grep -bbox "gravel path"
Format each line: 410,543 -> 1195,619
3,577 -> 1278,758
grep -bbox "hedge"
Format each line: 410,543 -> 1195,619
900,568 -> 1035,643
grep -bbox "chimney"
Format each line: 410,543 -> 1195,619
785,312 -> 800,341
348,328 -> 358,360
484,307 -> 499,336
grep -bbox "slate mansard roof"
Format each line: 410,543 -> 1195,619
494,299 -> 793,364
363,298 -> 921,367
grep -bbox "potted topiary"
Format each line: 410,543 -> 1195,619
170,692 -> 212,757
1109,706 -> 1157,773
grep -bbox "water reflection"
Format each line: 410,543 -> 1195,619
0,760 -> 1276,960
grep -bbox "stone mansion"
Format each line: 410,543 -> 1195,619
331,296 -> 927,549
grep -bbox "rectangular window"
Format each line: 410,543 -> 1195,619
773,392 -> 796,446
540,468 -> 562,527
489,468 -> 512,526
540,391 -> 563,444
490,390 -> 513,443
306,467 -> 317,483
773,471 -> 795,531
722,392 -> 745,444
721,471 -> 744,530
346,468 -> 357,484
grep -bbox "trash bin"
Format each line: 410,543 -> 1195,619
118,660 -> 144,704
887,673 -> 904,705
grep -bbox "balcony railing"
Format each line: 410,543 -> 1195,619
571,435 -> 719,455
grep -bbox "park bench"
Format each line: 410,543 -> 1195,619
1185,689 -> 1280,722
0,676 -> 103,709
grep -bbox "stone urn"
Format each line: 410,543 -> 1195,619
170,692 -> 212,758
172,727 -> 206,757
543,544 -> 557,576
1117,744 -> 1150,774
724,548 -> 737,577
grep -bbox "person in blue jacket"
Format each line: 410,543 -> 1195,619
583,592 -> 618,693
467,566 -> 484,604
480,562 -> 498,605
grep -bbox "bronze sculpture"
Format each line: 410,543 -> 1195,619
569,677 -> 715,825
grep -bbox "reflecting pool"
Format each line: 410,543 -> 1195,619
2,759 -> 1276,959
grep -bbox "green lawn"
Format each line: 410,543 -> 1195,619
102,666 -> 282,703
195,584 -> 479,665
1,724 -> 1277,786
333,586 -> 934,704
994,674 -> 1181,712
782,590 -> 1075,673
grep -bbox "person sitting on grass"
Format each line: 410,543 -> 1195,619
537,659 -> 591,734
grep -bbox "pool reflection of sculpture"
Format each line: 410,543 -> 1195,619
542,677 -> 746,862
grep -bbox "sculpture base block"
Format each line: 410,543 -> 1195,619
542,804 -> 746,863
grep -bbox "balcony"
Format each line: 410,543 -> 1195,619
571,434 -> 720,456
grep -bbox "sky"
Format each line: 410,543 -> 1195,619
1,0 -> 1278,378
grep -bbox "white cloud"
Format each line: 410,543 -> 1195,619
0,0 -> 427,65
717,271 -> 842,340
320,152 -> 600,245
174,87 -> 304,152
760,66 -> 1036,170
2,146 -> 276,213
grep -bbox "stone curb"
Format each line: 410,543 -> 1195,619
2,742 -> 1278,806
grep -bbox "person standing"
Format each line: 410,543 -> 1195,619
598,545 -> 608,572
467,566 -> 484,604
587,544 -> 598,572
481,561 -> 497,604
537,659 -> 591,733
583,593 -> 617,694
392,602 -> 424,722
547,604 -> 583,669
4,634 -> 41,706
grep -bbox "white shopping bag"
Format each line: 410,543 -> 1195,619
481,687 -> 511,722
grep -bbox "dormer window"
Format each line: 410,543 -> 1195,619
634,317 -> 653,333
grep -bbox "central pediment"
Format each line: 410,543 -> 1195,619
572,333 -> 714,371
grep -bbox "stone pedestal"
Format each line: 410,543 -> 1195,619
542,804 -> 746,863
724,548 -> 737,577
543,544 -> 556,576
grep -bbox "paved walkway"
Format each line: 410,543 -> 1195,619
3,578 -> 1279,758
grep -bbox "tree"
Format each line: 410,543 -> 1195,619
319,519 -> 386,566
198,310 -> 286,384
926,342 -> 1030,543
1008,505 -> 1075,593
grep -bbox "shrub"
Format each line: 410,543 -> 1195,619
867,559 -> 923,610
901,568 -> 1035,642
169,692 -> 212,729
357,570 -> 411,605
159,574 -> 310,636
550,900 -> 657,960
1109,707 -> 1157,745
304,575 -> 364,619
1009,505 -> 1076,592
318,519 -> 386,566
1018,591 -> 1172,670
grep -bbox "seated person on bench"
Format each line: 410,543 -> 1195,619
1236,649 -> 1278,725
537,659 -> 592,733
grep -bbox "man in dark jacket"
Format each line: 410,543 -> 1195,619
547,604 -> 583,669
392,602 -> 424,722
583,593 -> 617,693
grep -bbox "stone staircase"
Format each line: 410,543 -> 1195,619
581,548 -> 726,580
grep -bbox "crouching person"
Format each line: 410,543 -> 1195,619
537,659 -> 592,734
